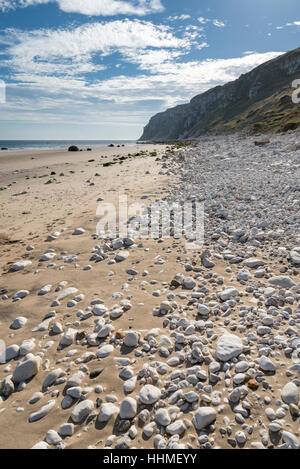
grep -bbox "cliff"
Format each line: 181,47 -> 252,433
139,47 -> 300,141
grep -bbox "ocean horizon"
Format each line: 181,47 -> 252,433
0,140 -> 138,152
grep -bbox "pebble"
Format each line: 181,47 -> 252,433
71,400 -> 94,423
192,407 -> 217,430
12,356 -> 41,384
139,385 -> 161,405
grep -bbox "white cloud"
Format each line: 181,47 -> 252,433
276,20 -> 300,29
197,17 -> 209,24
0,0 -> 164,16
168,14 -> 191,21
286,21 -> 300,26
0,20 -> 188,79
2,50 -> 283,110
198,17 -> 226,28
0,15 -> 283,136
212,19 -> 225,28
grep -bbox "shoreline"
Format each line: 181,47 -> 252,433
0,143 -> 167,174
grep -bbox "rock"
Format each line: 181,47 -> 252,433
56,287 -> 78,302
124,331 -> 139,347
31,441 -> 49,449
97,344 -> 114,358
19,338 -> 35,355
259,356 -> 276,372
72,228 -> 85,235
115,251 -> 130,262
192,407 -> 217,430
290,247 -> 300,265
235,431 -> 246,444
68,145 -> 79,152
67,387 -> 82,399
67,371 -> 84,388
45,430 -> 62,446
120,397 -> 137,419
32,317 -> 54,332
58,423 -> 74,437
201,250 -> 215,268
197,304 -> 210,315
5,344 -> 19,361
124,376 -> 137,393
40,252 -> 56,261
12,290 -> 30,301
219,287 -> 238,301
247,379 -> 259,390
10,317 -> 27,330
139,385 -> 161,405
282,431 -> 299,449
269,422 -> 281,432
155,408 -> 171,426
237,269 -> 251,281
182,277 -> 196,290
1,375 -> 14,397
60,328 -> 77,346
29,392 -> 43,405
38,285 -> 52,296
269,276 -> 295,288
166,420 -> 185,435
244,258 -> 265,268
143,422 -> 156,438
29,400 -> 55,422
93,305 -> 107,316
119,366 -> 134,380
215,333 -> 243,361
12,356 -> 41,383
71,400 -> 94,423
10,260 -> 32,272
51,322 -> 63,334
61,395 -> 74,410
281,382 -> 299,404
42,368 -> 64,391
98,403 -> 119,423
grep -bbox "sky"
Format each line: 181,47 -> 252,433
0,0 -> 299,140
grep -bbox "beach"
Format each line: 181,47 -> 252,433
1,135 -> 300,450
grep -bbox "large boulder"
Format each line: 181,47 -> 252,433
68,145 -> 79,152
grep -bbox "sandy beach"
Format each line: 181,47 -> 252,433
0,143 -> 176,449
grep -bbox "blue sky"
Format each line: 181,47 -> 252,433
0,0 -> 299,140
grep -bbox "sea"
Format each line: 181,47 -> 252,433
0,140 -> 137,152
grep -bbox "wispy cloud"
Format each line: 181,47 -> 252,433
0,0 -> 164,16
212,19 -> 225,28
198,17 -> 226,28
276,20 -> 300,30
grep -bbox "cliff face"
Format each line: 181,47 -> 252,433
139,47 -> 300,141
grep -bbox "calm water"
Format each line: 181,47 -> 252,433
0,140 -> 137,152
